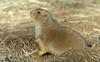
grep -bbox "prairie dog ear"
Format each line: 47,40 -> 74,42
43,14 -> 47,17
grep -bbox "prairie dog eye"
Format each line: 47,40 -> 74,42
37,11 -> 41,14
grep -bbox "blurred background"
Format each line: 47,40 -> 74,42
0,0 -> 100,62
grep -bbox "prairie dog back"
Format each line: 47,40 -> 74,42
30,8 -> 88,55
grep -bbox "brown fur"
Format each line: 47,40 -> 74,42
30,8 -> 88,55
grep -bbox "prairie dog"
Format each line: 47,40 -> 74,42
30,8 -> 89,55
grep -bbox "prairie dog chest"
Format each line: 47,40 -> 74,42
35,24 -> 42,37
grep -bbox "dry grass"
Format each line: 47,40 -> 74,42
0,0 -> 100,62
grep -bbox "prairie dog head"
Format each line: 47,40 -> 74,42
30,8 -> 53,25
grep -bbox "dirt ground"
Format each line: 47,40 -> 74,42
0,0 -> 100,62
